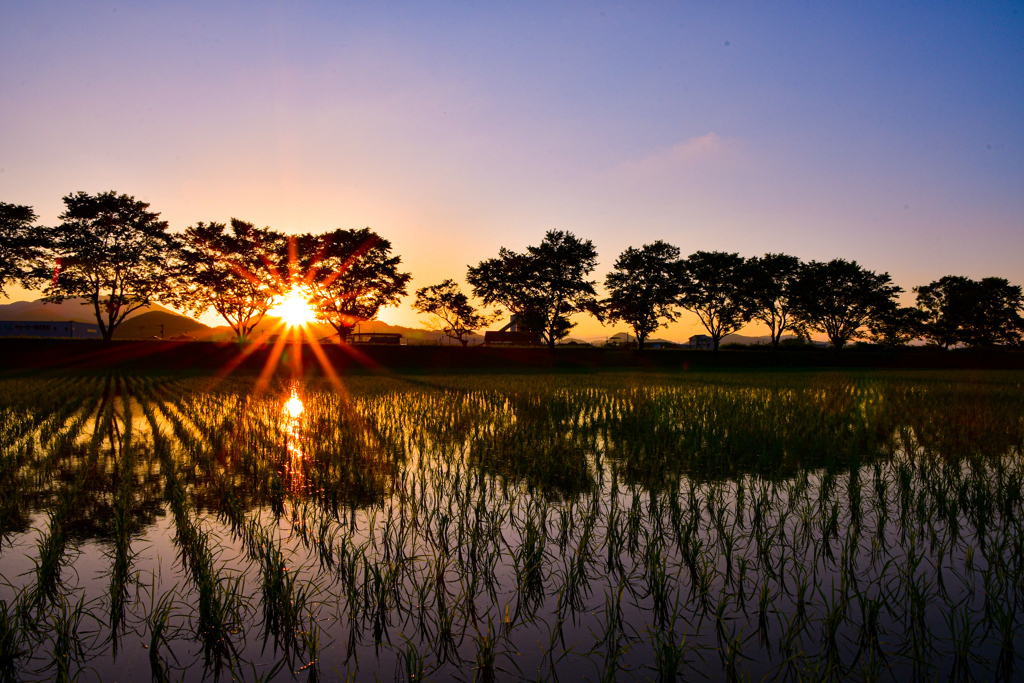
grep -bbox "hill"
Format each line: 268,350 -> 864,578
583,331 -> 803,347
205,316 -> 486,345
0,298 -> 179,323
112,311 -> 214,340
721,333 -> 798,346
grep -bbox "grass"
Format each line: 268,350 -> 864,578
0,369 -> 1019,680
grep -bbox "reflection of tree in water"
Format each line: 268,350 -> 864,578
457,375 -> 1024,496
898,381 -> 1024,460
607,378 -> 1024,490
65,380 -> 164,542
468,390 -> 597,502
0,377 -> 100,541
2,376 -> 164,545
602,381 -> 900,489
7,373 -> 1022,537
185,382 -> 400,523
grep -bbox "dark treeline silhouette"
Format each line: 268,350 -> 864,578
412,279 -> 501,347
466,230 -> 602,349
2,191 -> 1022,349
2,191 -> 410,342
468,235 -> 1023,352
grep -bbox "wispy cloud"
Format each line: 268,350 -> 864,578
610,133 -> 739,179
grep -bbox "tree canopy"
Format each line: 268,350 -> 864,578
171,219 -> 287,342
9,187 -> 1024,355
914,276 -> 1023,349
0,202 -> 45,297
467,230 -> 600,348
867,306 -> 928,347
295,228 -> 410,343
603,241 -> 681,350
790,259 -> 902,350
741,253 -> 802,350
41,191 -> 177,342
413,279 -> 498,346
677,251 -> 749,352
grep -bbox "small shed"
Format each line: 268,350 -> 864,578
688,334 -> 713,350
350,333 -> 403,345
485,315 -> 540,346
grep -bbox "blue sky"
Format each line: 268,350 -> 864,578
2,1 -> 1021,337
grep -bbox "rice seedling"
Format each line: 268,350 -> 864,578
30,470 -> 86,607
0,586 -> 28,683
649,617 -> 698,683
146,582 -> 181,683
0,369 -> 1019,680
43,593 -> 100,683
396,634 -> 428,683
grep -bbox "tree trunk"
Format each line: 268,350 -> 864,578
335,324 -> 355,344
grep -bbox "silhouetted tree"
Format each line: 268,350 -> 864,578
676,251 -> 749,353
914,276 -> 1024,349
0,202 -> 46,297
868,306 -> 928,347
604,241 -> 681,350
295,228 -> 410,343
467,230 -> 600,349
171,219 -> 287,342
41,191 -> 177,342
741,253 -> 802,351
789,259 -> 902,351
413,279 -> 499,347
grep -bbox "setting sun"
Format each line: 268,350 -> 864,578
273,288 -> 317,328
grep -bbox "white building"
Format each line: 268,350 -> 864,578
0,321 -> 102,338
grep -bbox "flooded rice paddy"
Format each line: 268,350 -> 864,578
0,370 -> 1022,682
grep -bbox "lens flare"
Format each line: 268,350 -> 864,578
274,288 -> 317,328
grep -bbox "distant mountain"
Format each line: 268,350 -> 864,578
204,316 -> 486,345
112,311 -> 213,340
0,298 -> 178,323
2,298 -> 815,348
721,333 -> 797,346
587,332 -> 678,346
581,331 -> 801,346
351,320 -> 485,345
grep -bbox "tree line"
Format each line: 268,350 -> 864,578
0,192 -> 409,343
2,191 -> 1022,350
463,232 -> 1022,351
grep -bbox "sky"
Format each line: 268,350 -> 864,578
2,1 -> 1022,340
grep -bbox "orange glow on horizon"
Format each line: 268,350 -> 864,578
211,232 -> 410,398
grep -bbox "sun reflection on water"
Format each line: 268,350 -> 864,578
285,389 -> 304,419
283,386 -> 307,494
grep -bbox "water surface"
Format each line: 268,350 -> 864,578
0,371 -> 1021,681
